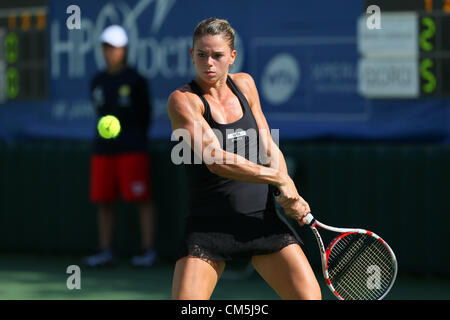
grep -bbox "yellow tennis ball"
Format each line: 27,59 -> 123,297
97,115 -> 121,139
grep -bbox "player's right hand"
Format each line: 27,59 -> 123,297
293,196 -> 310,226
275,175 -> 311,226
275,175 -> 299,207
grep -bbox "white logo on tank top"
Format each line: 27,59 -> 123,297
227,130 -> 247,141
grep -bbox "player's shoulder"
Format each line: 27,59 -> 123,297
229,72 -> 256,91
230,72 -> 255,81
167,84 -> 199,114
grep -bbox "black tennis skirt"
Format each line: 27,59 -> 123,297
176,205 -> 302,262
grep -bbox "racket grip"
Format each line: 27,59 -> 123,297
274,189 -> 314,226
305,213 -> 315,225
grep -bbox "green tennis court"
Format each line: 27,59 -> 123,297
1,254 -> 449,300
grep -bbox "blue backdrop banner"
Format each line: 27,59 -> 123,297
0,0 -> 449,143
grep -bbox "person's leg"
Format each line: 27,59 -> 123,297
137,201 -> 155,251
83,202 -> 117,267
251,243 -> 321,300
172,256 -> 225,300
98,202 -> 116,250
130,200 -> 158,266
116,152 -> 153,249
85,155 -> 118,267
117,152 -> 158,266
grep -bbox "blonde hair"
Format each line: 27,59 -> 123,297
193,17 -> 235,50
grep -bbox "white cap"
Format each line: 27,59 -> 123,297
100,25 -> 128,47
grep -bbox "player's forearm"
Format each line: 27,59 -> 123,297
206,149 -> 285,187
268,139 -> 289,175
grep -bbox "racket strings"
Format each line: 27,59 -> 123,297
340,247 -> 393,300
330,235 -> 392,278
327,233 -> 396,300
333,242 -> 391,300
331,239 -> 391,300
329,239 -> 379,300
341,242 -> 393,299
328,235 -> 368,298
330,236 -> 393,300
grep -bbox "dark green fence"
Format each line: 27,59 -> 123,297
0,140 -> 187,259
0,140 -> 449,276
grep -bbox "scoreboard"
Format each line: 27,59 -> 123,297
363,0 -> 450,12
359,0 -> 450,98
0,0 -> 47,102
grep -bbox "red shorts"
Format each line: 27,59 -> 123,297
89,152 -> 152,203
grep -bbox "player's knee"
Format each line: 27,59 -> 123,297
310,288 -> 322,300
302,282 -> 322,300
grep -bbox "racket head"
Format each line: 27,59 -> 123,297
323,230 -> 397,300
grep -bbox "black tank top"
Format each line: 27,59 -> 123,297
184,75 -> 270,217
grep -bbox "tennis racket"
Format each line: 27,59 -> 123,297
274,191 -> 398,300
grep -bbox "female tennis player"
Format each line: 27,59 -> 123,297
168,17 -> 321,300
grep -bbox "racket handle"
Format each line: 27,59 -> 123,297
305,213 -> 315,225
274,189 -> 314,225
